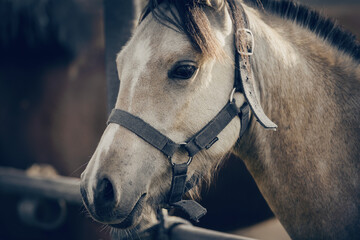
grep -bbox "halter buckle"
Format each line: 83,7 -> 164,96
236,28 -> 254,55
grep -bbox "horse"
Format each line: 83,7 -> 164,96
80,0 -> 360,239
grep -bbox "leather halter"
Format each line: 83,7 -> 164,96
107,0 -> 277,223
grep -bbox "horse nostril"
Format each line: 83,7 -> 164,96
95,177 -> 116,207
102,178 -> 114,201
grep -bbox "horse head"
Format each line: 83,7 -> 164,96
80,0 -> 360,238
80,0 -> 250,231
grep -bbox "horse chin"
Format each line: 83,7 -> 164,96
107,193 -> 148,229
109,203 -> 144,229
109,205 -> 158,239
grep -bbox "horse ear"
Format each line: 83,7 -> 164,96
202,0 -> 225,11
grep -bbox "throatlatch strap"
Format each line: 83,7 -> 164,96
239,103 -> 250,138
228,0 -> 277,130
107,109 -> 180,158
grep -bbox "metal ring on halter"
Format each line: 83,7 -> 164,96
168,156 -> 193,166
229,88 -> 236,102
179,142 -> 194,166
186,156 -> 193,165
167,143 -> 194,166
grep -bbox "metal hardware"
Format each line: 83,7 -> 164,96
186,156 -> 194,165
168,156 -> 193,166
236,28 -> 254,55
205,137 -> 219,149
229,88 -> 236,102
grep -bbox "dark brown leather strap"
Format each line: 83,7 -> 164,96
228,0 -> 277,130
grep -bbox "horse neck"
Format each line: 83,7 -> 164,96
234,5 -> 360,239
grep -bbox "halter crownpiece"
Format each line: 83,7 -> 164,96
228,0 -> 277,130
107,0 -> 277,223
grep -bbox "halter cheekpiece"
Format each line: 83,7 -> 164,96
107,0 -> 277,223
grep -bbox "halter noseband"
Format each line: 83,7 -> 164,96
107,0 -> 277,223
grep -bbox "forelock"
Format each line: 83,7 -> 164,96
140,0 -> 226,59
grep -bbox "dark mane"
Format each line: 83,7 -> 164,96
244,0 -> 360,61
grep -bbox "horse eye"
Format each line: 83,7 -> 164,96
168,63 -> 198,80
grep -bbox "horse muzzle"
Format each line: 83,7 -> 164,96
80,173 -> 147,228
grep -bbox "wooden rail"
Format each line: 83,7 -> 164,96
0,167 -> 82,204
0,166 -> 256,239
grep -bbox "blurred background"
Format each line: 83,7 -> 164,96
0,0 -> 359,239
